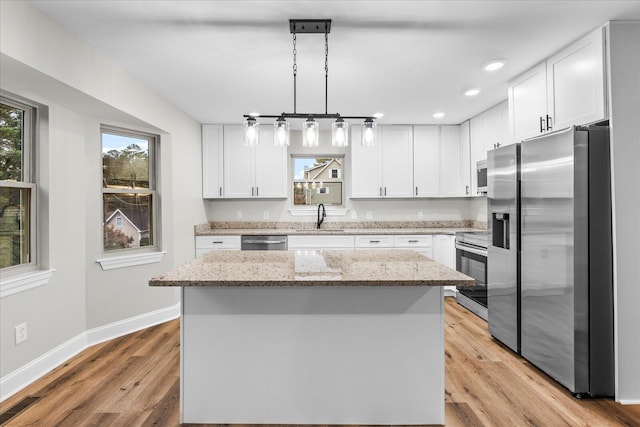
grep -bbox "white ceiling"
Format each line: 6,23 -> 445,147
31,1 -> 640,126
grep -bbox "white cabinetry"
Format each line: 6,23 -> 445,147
288,235 -> 355,250
413,125 -> 468,197
351,125 -> 413,198
432,234 -> 457,295
469,101 -> 509,196
202,124 -> 224,198
508,27 -> 606,142
354,235 -> 394,249
222,125 -> 288,198
394,235 -> 433,258
195,235 -> 241,257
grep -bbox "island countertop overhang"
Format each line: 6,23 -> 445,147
149,249 -> 475,287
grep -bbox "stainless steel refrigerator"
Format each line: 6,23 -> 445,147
488,125 -> 614,397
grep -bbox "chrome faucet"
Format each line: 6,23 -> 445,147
316,203 -> 326,229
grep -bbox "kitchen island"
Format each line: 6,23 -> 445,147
149,249 -> 474,425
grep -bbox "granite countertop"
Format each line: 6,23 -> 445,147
194,221 -> 487,236
149,249 -> 475,287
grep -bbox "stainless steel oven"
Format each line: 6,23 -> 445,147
455,231 -> 488,320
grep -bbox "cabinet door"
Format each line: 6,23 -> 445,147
254,126 -> 287,198
202,124 -> 224,198
350,126 -> 383,198
547,27 -> 606,131
469,117 -> 484,196
459,120 -> 471,196
483,105 -> 502,153
432,234 -> 456,269
508,62 -> 548,142
381,126 -> 414,197
413,126 -> 440,197
223,125 -> 254,198
440,126 -> 464,197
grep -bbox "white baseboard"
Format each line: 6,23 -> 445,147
618,399 -> 640,405
0,303 -> 180,402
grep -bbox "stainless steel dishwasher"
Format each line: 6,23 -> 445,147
241,235 -> 288,250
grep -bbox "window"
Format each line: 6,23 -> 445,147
292,157 -> 343,206
0,97 -> 36,271
102,127 -> 157,252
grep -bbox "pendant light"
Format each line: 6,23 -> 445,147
274,116 -> 290,146
362,118 -> 377,147
243,116 -> 260,146
242,19 -> 377,147
331,116 -> 349,147
302,117 -> 319,147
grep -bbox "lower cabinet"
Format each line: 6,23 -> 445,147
393,235 -> 433,258
288,235 -> 355,250
354,235 -> 394,249
195,235 -> 241,257
432,234 -> 457,295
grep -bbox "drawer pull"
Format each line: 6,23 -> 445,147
408,240 -> 419,243
212,241 -> 224,244
369,240 -> 380,243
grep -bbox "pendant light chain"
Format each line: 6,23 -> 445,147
293,32 -> 297,114
325,27 -> 329,115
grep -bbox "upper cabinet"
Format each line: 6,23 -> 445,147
223,125 -> 287,198
202,124 -> 224,199
508,27 -> 606,142
202,125 -> 287,199
469,101 -> 508,196
351,125 -> 414,198
414,125 -> 469,198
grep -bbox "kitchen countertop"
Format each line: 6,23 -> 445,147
149,249 -> 475,287
194,221 -> 486,236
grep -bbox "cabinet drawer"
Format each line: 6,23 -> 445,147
393,235 -> 433,248
195,235 -> 241,250
354,235 -> 394,248
288,235 -> 355,249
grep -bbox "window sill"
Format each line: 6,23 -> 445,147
0,269 -> 56,299
97,251 -> 166,271
288,208 -> 348,217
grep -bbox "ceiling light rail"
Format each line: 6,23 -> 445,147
242,19 -> 378,148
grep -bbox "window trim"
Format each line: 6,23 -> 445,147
100,125 -> 159,256
0,94 -> 38,275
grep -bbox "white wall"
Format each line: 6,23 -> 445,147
607,21 -> 640,404
0,0 -> 205,388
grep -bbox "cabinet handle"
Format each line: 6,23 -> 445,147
539,116 -> 545,133
369,240 -> 381,243
408,240 -> 419,243
219,187 -> 222,197
256,186 -> 259,197
212,241 -> 223,244
466,185 -> 470,195
251,187 -> 254,196
496,142 -> 501,148
384,187 -> 387,196
546,115 -> 553,131
379,187 -> 382,197
415,186 -> 418,196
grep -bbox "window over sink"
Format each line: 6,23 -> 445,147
292,157 -> 343,206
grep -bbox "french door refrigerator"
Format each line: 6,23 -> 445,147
488,125 -> 614,397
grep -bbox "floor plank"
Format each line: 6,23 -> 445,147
2,297 -> 639,426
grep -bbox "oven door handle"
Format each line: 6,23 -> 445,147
455,242 -> 488,257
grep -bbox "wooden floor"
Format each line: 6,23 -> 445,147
2,298 -> 639,426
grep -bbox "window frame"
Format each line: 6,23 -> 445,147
100,125 -> 159,256
290,155 -> 345,208
0,95 -> 38,275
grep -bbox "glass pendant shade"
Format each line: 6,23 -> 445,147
243,117 -> 260,146
273,118 -> 290,146
331,118 -> 349,147
361,119 -> 377,147
302,118 -> 320,147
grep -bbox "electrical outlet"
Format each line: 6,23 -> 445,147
236,210 -> 243,219
15,323 -> 27,345
366,211 -> 373,220
351,211 -> 357,220
263,211 -> 269,220
417,211 -> 424,220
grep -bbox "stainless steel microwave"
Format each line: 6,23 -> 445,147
477,160 -> 487,194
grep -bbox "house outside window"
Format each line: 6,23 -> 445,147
0,96 -> 36,271
101,127 -> 158,252
292,157 -> 343,206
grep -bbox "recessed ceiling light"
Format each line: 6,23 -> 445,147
483,59 -> 506,71
464,88 -> 481,97
433,112 -> 445,119
373,112 -> 385,119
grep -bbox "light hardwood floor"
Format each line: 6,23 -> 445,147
1,298 -> 639,426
